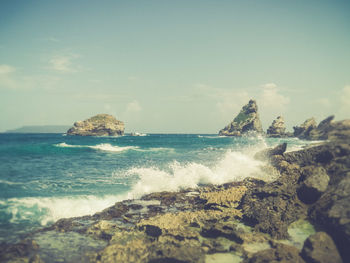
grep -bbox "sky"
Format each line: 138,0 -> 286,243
0,0 -> 349,133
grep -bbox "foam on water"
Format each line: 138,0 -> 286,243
5,194 -> 127,226
0,180 -> 24,186
55,142 -> 138,152
126,148 -> 266,199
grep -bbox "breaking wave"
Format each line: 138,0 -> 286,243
126,148 -> 266,199
54,143 -> 138,152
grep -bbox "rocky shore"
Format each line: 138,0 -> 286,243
219,100 -> 350,141
1,119 -> 350,262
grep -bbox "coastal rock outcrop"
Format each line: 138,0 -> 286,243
267,116 -> 288,137
67,114 -> 124,136
219,99 -> 263,136
293,117 -> 317,139
293,115 -> 350,141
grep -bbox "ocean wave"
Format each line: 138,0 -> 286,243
198,135 -> 228,139
125,147 -> 267,199
54,143 -> 138,152
134,147 -> 175,153
4,194 -> 127,226
0,180 -> 24,186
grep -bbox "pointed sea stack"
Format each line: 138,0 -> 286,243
67,114 -> 125,136
219,99 -> 263,136
267,116 -> 288,137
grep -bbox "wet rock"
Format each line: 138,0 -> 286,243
254,143 -> 287,161
199,185 -> 247,208
219,99 -> 263,136
241,185 -> 307,239
293,118 -> 317,139
309,173 -> 350,261
148,240 -> 205,263
243,243 -> 305,263
96,238 -> 150,263
200,222 -> 243,243
0,239 -> 39,263
267,116 -> 287,137
241,154 -> 307,239
297,166 -> 330,204
67,114 -> 124,136
143,225 -> 163,238
301,232 -> 343,263
93,202 -> 129,220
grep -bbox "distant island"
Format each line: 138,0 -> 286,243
4,125 -> 71,134
67,114 -> 125,136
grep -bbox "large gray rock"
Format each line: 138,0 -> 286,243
310,172 -> 350,261
301,232 -> 343,263
297,166 -> 330,204
67,114 -> 124,136
267,116 -> 287,137
243,243 -> 305,263
293,118 -> 317,139
219,99 -> 263,136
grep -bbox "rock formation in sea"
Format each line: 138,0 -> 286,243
294,115 -> 350,141
293,117 -> 317,139
266,116 -> 288,137
67,114 -> 124,136
219,99 -> 263,136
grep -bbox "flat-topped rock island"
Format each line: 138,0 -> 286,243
67,114 -> 125,136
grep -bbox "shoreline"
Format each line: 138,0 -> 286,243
1,136 -> 349,262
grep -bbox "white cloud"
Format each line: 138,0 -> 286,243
314,98 -> 331,108
49,54 -> 80,73
0,64 -> 16,89
259,83 -> 290,114
193,83 -> 250,117
126,100 -> 142,113
0,64 -> 15,74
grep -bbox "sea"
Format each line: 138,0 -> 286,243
0,133 -> 312,244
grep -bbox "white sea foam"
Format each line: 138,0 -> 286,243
89,144 -> 137,152
54,143 -> 138,152
198,135 -> 227,139
55,142 -> 83,148
126,148 -> 266,199
6,194 -> 127,225
0,180 -> 24,185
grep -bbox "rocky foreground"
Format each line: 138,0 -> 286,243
1,137 -> 350,262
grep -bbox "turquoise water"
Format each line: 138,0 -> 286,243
0,133 -> 308,243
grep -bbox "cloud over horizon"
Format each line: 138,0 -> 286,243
49,54 -> 80,73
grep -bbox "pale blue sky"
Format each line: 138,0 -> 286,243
1,0 -> 349,133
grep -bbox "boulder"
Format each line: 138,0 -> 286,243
243,243 -> 305,263
301,232 -> 343,263
309,172 -> 350,261
219,99 -> 263,136
293,118 -> 317,139
267,116 -> 287,137
67,114 -> 124,136
297,166 -> 330,204
254,143 -> 287,161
